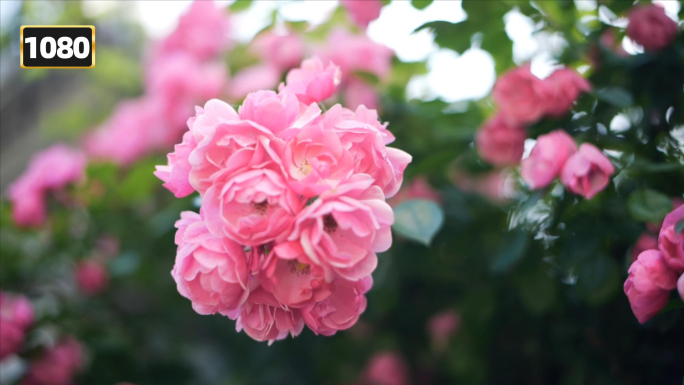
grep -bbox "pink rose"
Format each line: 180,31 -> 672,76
318,29 -> 393,80
280,123 -> 355,197
560,143 -> 614,199
85,97 -> 168,165
362,352 -> 409,385
521,130 -> 577,189
203,168 -> 305,246
172,211 -> 252,315
475,115 -> 526,166
427,310 -> 460,351
624,250 -> 678,324
678,274 -> 684,301
154,0 -> 231,60
627,4 -> 678,52
300,275 -> 372,336
235,287 -> 304,344
238,91 -> 300,135
280,57 -> 342,105
75,260 -> 109,296
319,105 -> 410,198
155,131 -> 197,198
275,176 -> 393,282
344,78 -> 379,110
388,176 -> 441,207
492,65 -> 549,125
22,337 -> 83,385
543,69 -> 592,117
0,292 -> 34,359
341,0 -> 383,29
260,251 -> 333,308
631,232 -> 659,263
251,32 -> 305,71
658,204 -> 684,272
8,144 -> 86,227
228,64 -> 281,101
146,52 -> 228,131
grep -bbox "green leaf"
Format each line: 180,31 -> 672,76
392,199 -> 444,246
596,87 -> 634,108
352,70 -> 380,85
490,229 -> 529,273
411,0 -> 433,10
659,298 -> 684,314
676,218 -> 684,234
627,189 -> 673,223
415,21 -> 472,53
229,0 -> 252,12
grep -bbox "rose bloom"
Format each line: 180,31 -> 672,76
521,130 -> 577,189
627,4 -> 678,52
75,260 -> 109,296
361,352 -> 409,385
275,175 -> 393,282
0,292 -> 34,359
560,143 -> 614,199
344,78 -> 379,110
543,68 -> 592,117
279,57 -> 342,105
172,211 -> 253,316
250,32 -> 305,71
658,204 -> 684,272
631,232 -> 659,263
228,64 -> 282,102
8,144 -> 86,227
238,91 -> 300,135
624,250 -> 678,324
235,287 -> 304,344
427,310 -> 461,352
475,114 -> 526,166
155,131 -> 197,198
318,28 -> 393,80
153,0 -> 231,60
340,0 -> 383,29
21,337 -> 83,385
492,65 -> 549,125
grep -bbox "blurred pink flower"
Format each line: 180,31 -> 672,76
251,32 -> 305,71
388,177 -> 441,207
8,144 -> 86,227
275,176 -> 393,282
154,0 -> 232,60
624,250 -> 678,324
560,143 -> 614,199
631,233 -> 659,263
427,310 -> 461,351
678,274 -> 684,301
521,130 -> 577,189
658,204 -> 684,272
172,211 -> 253,315
344,78 -> 379,110
75,260 -> 109,296
341,0 -> 383,29
492,65 -> 549,125
0,292 -> 34,359
362,352 -> 409,385
228,64 -> 281,101
22,337 -> 83,385
475,114 -> 526,166
627,4 -> 678,52
543,68 -> 592,117
280,57 -> 342,105
319,29 -> 393,80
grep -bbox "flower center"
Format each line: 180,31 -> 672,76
298,159 -> 311,176
323,214 -> 337,233
252,201 -> 268,215
288,260 -> 310,276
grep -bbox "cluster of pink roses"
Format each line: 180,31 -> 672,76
625,205 -> 684,324
0,292 -> 34,360
476,65 -> 615,199
22,337 -> 84,385
156,56 -> 410,343
84,1 -> 230,165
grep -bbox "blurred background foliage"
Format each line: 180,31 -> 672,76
1,0 -> 683,384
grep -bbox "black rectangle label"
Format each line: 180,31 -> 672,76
21,26 -> 95,68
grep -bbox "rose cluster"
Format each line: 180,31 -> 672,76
625,205 -> 684,324
156,57 -> 411,343
476,65 -> 616,199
